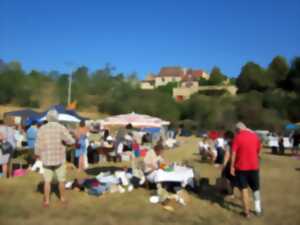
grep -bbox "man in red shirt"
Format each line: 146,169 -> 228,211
230,122 -> 262,218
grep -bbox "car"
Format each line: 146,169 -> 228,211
267,136 -> 293,149
255,130 -> 270,146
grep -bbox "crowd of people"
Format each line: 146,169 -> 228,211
2,110 -> 299,218
0,109 -> 191,209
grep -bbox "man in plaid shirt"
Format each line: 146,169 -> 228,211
35,110 -> 75,208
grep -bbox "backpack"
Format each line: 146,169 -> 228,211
0,141 -> 14,155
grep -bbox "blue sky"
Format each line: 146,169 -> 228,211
1,0 -> 300,78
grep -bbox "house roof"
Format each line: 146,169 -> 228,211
145,74 -> 155,81
191,70 -> 204,78
182,69 -> 205,81
158,67 -> 184,77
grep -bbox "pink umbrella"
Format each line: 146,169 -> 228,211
99,112 -> 170,128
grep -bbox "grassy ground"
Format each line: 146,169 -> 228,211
1,136 -> 300,225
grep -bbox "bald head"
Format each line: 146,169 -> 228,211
46,110 -> 58,122
236,122 -> 247,131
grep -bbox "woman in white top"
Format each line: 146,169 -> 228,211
198,137 -> 217,163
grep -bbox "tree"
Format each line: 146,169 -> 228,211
0,59 -> 6,72
157,82 -> 178,95
198,77 -> 210,86
90,67 -> 114,95
99,88 -> 180,122
55,74 -> 69,105
236,62 -> 271,93
181,95 -> 236,130
267,55 -> 289,87
70,66 -> 90,106
207,67 -> 227,85
7,61 -> 22,71
284,57 -> 300,93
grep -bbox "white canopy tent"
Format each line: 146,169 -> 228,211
39,113 -> 81,123
98,112 -> 170,128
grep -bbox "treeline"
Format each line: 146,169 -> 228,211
0,56 -> 299,131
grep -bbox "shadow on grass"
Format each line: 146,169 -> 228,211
36,182 -> 60,199
192,158 -> 213,165
263,151 -> 294,157
295,168 -> 300,171
85,166 -> 124,176
195,177 -> 242,213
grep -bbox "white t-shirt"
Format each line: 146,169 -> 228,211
198,141 -> 209,151
215,137 -> 225,149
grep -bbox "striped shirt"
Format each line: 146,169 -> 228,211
35,122 -> 75,166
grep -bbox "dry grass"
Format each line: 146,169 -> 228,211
1,136 -> 300,225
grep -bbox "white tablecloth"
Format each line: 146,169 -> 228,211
153,166 -> 194,186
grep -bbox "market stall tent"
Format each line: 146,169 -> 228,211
39,113 -> 81,123
98,112 -> 170,128
37,105 -> 88,123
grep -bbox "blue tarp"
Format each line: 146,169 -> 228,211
285,123 -> 299,130
141,127 -> 161,134
4,109 -> 42,126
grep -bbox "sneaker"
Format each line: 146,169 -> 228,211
178,197 -> 186,206
118,185 -> 126,193
254,210 -> 263,217
240,212 -> 251,219
127,185 -> 134,192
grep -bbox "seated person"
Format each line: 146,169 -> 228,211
143,145 -> 166,183
103,136 -> 114,148
198,137 -> 210,155
96,136 -> 115,161
198,137 -> 217,162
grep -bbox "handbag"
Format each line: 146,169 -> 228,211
0,141 -> 14,155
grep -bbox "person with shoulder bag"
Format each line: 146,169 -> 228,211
0,132 -> 14,178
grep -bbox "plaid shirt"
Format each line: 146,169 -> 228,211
35,122 -> 75,166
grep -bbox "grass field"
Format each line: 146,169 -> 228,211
1,136 -> 300,225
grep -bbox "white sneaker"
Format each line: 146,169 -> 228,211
118,185 -> 125,193
178,197 -> 186,206
128,185 -> 134,192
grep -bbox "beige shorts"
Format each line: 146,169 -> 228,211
43,164 -> 66,182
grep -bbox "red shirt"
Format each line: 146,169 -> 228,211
232,130 -> 261,171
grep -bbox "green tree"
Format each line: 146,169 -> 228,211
207,67 -> 227,85
157,82 -> 178,95
267,55 -> 289,87
236,62 -> 271,93
71,66 -> 90,106
55,74 -> 69,105
284,57 -> 300,93
7,61 -> 22,71
198,77 -> 210,86
90,68 -> 114,95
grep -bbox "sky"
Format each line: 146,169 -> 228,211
1,0 -> 300,79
